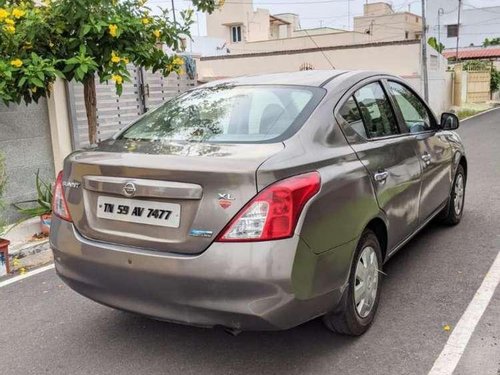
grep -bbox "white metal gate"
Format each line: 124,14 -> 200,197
68,65 -> 196,149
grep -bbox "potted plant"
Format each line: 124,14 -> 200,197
0,152 -> 10,276
13,171 -> 53,236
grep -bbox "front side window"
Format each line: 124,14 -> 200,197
118,85 -> 320,143
231,25 -> 242,43
388,81 -> 434,133
338,96 -> 367,138
354,82 -> 399,138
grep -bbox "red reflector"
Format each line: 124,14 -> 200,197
52,171 -> 72,222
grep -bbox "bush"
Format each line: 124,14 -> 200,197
457,109 -> 481,120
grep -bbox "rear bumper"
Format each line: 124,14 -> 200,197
50,218 -> 346,330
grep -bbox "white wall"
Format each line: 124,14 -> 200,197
200,41 -> 421,78
199,40 -> 453,114
427,1 -> 500,48
223,31 -> 372,55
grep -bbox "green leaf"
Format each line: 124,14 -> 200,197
74,68 -> 84,81
65,57 -> 80,65
31,78 -> 45,88
81,24 -> 92,37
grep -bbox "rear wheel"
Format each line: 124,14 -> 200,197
440,164 -> 466,225
323,229 -> 382,336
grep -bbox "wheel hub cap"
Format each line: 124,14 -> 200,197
354,246 -> 379,318
454,174 -> 464,216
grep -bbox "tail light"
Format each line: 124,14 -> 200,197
216,172 -> 320,242
53,171 -> 72,222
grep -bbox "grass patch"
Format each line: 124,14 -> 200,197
457,108 -> 483,120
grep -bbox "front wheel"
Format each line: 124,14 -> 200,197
440,164 -> 466,225
323,229 -> 382,336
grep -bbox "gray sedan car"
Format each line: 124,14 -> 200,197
50,70 -> 466,335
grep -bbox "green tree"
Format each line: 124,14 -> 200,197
0,0 -> 219,144
428,37 -> 445,53
483,37 -> 500,47
490,66 -> 500,94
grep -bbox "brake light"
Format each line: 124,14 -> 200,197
52,171 -> 72,222
216,172 -> 320,242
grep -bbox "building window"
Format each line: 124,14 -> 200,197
230,25 -> 242,43
447,24 -> 459,38
405,31 -> 409,39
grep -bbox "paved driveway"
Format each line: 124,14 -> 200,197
1,109 -> 499,375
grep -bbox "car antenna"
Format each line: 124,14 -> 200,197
303,29 -> 336,70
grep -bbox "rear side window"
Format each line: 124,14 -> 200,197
354,82 -> 399,138
118,85 -> 321,143
338,96 -> 367,138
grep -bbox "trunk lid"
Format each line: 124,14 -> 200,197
64,139 -> 284,254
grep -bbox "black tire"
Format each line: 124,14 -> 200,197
440,164 -> 466,226
323,229 -> 383,336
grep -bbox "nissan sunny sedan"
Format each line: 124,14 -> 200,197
50,70 -> 467,335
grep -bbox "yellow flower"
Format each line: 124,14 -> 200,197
10,58 -> 23,68
141,17 -> 150,25
111,74 -> 123,85
4,24 -> 15,34
108,24 -> 118,37
4,18 -> 15,25
172,56 -> 184,66
122,57 -> 130,64
0,8 -> 9,20
153,29 -> 161,39
111,52 -> 121,63
12,8 -> 26,19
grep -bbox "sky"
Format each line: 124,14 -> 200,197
147,0 -> 500,36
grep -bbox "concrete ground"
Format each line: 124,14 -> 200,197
0,109 -> 499,375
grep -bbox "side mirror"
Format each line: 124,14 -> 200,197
440,112 -> 460,130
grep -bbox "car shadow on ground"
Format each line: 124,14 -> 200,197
88,222 -> 455,373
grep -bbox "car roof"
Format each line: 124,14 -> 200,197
201,70 -> 381,88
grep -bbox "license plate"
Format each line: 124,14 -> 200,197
96,196 -> 181,228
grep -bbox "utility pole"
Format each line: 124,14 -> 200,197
438,8 -> 444,47
171,0 -> 177,24
347,0 -> 351,30
456,0 -> 462,61
421,0 -> 429,101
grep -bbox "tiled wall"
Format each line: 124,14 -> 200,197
0,99 -> 55,223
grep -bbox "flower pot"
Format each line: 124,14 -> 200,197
0,238 -> 10,276
40,213 -> 52,235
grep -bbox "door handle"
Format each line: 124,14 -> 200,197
374,171 -> 389,183
421,152 -> 432,166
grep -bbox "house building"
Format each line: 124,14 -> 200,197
198,1 -> 452,114
427,1 -> 500,49
203,0 -> 423,56
353,2 -> 422,42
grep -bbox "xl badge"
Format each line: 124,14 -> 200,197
218,193 -> 235,209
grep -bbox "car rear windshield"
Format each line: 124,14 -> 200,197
117,85 -> 324,143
